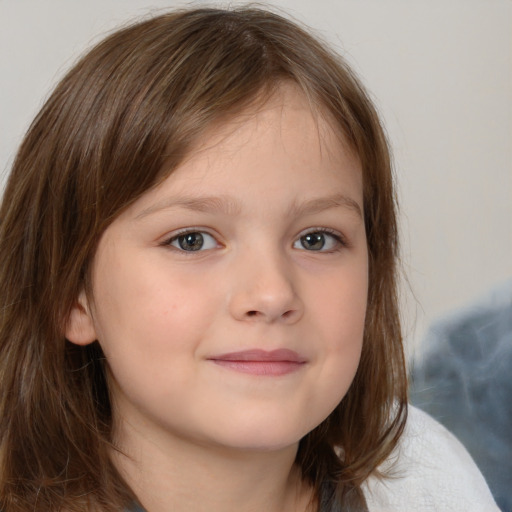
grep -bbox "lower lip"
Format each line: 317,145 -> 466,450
211,360 -> 305,376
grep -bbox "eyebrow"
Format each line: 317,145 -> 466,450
288,193 -> 363,219
136,195 -> 242,219
135,192 -> 362,220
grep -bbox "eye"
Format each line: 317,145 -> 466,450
167,231 -> 218,252
293,230 -> 343,252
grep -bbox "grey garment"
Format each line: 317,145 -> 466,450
411,279 -> 512,512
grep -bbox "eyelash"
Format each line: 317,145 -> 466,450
161,227 -> 348,253
293,228 -> 348,253
161,228 -> 219,253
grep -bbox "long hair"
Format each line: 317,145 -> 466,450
0,8 -> 407,511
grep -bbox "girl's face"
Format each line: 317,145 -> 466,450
67,84 -> 368,453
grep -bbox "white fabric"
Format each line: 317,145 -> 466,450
363,405 -> 500,512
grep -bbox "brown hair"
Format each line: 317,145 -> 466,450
0,7 -> 407,512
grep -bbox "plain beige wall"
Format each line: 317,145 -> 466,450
1,0 -> 511,354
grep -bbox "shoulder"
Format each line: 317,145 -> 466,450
362,405 -> 499,512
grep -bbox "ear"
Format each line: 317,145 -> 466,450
65,290 -> 97,346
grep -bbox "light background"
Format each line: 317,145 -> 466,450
1,0 -> 511,357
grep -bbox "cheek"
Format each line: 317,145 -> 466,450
315,261 -> 368,345
305,260 -> 368,404
90,262 -> 222,410
91,254 -> 223,363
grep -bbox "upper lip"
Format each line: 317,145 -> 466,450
208,349 -> 307,363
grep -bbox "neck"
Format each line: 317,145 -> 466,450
111,419 -> 314,512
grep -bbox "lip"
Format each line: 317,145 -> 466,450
207,349 -> 307,376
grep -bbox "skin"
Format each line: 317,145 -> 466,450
67,83 -> 368,512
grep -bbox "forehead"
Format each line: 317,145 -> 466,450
122,82 -> 364,225
176,82 -> 359,179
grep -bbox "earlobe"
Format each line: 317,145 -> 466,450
65,291 -> 97,346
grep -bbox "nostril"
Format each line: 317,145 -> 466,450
245,309 -> 296,320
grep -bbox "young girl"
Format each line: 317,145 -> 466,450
0,7 -> 498,512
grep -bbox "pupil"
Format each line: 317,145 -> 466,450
179,233 -> 204,251
302,233 -> 325,250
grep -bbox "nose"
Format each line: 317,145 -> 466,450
228,249 -> 304,324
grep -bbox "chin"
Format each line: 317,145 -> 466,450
203,418 -> 315,454
219,435 -> 302,453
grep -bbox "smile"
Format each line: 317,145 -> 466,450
207,349 -> 307,376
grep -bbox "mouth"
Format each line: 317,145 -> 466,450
207,349 -> 307,376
